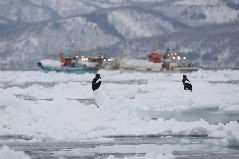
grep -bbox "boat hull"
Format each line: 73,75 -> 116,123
37,62 -> 98,74
174,67 -> 200,72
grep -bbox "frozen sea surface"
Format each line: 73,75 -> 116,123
0,69 -> 239,158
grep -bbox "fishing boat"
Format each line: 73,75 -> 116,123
159,51 -> 200,72
116,50 -> 200,72
37,53 -> 100,73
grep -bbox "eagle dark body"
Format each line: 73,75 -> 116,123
182,75 -> 192,92
92,75 -> 101,91
184,83 -> 192,91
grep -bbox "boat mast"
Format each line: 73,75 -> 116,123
65,40 -> 75,57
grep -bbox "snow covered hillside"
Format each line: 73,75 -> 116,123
0,0 -> 239,69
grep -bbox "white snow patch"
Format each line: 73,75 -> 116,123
174,0 -> 221,6
30,37 -> 39,47
226,121 -> 239,147
108,10 -> 175,39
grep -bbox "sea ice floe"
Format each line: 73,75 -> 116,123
0,70 -> 238,143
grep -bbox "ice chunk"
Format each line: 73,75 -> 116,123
93,90 -> 111,108
226,121 -> 239,147
0,145 -> 31,159
106,152 -> 175,159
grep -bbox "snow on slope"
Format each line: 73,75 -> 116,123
174,0 -> 221,6
0,0 -> 52,23
156,0 -> 239,27
29,0 -> 96,17
108,10 -> 175,39
0,70 -> 239,147
59,17 -> 119,49
202,6 -> 239,24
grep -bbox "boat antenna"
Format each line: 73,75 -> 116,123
65,40 -> 75,56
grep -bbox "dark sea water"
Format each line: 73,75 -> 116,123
1,136 -> 239,159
